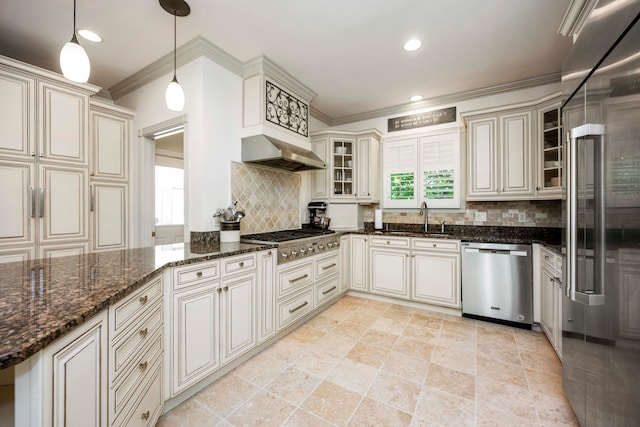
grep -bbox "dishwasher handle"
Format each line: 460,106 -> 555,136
464,247 -> 528,257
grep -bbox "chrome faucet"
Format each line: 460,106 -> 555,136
419,201 -> 428,233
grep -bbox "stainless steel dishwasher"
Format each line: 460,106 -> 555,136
461,242 -> 533,327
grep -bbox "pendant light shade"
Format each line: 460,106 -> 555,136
60,0 -> 90,83
160,0 -> 190,111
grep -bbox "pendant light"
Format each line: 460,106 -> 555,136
60,0 -> 90,82
160,0 -> 190,111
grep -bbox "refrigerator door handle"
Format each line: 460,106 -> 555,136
567,124 -> 606,306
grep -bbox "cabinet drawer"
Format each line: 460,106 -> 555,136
277,261 -> 314,298
173,261 -> 219,289
111,305 -> 162,380
110,332 -> 162,423
223,253 -> 256,276
278,288 -> 314,330
541,248 -> 557,271
315,276 -> 340,307
412,238 -> 460,252
118,361 -> 163,427
111,276 -> 162,339
315,252 -> 339,280
369,236 -> 410,248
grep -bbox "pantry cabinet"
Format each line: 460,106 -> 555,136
466,109 -> 535,200
310,129 -> 382,203
90,182 -> 128,252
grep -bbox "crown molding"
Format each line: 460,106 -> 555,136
309,106 -> 333,126
109,35 -> 243,101
242,55 -> 317,102
323,72 -> 561,127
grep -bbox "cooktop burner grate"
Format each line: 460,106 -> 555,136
240,228 -> 335,243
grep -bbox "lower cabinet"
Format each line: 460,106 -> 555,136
350,234 -> 369,291
220,272 -> 257,364
540,247 -> 562,359
370,247 -> 410,299
340,235 -> 350,291
257,250 -> 276,344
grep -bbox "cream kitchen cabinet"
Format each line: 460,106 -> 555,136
0,67 -> 35,160
257,249 -> 276,344
540,246 -> 562,359
349,234 -> 369,292
15,310 -> 108,427
91,182 -> 128,252
369,236 -> 411,299
220,271 -> 257,364
314,251 -> 341,306
466,108 -> 535,200
340,235 -> 350,291
536,100 -> 563,198
89,101 -> 131,181
310,129 -> 382,203
411,238 -> 461,308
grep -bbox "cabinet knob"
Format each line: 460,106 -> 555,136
536,186 -> 541,191
90,172 -> 95,176
141,411 -> 150,420
196,271 -> 203,278
217,288 -> 222,294
30,152 -> 35,157
139,361 -> 148,371
386,240 -> 390,244
433,243 -> 437,247
139,328 -> 148,338
267,251 -> 272,255
139,295 -> 148,305
224,286 -> 229,292
239,261 -> 244,267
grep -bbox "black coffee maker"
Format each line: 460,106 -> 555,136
308,201 -> 328,228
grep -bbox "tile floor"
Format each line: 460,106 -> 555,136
157,295 -> 578,426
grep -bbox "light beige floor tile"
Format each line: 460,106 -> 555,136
367,371 -> 422,413
381,308 -> 414,322
326,358 -> 378,394
393,336 -> 435,361
263,336 -> 312,364
424,363 -> 475,400
476,376 -> 538,422
370,316 -> 408,335
477,340 -> 522,365
332,320 -> 368,340
434,330 -> 476,351
348,397 -> 412,427
231,351 -> 288,386
533,391 -> 580,426
476,355 -> 529,389
265,366 -> 323,406
292,349 -> 340,378
413,385 -> 475,426
313,332 -> 357,357
476,403 -> 536,427
321,305 -> 354,321
403,324 -> 440,343
346,341 -> 391,369
282,409 -> 334,427
305,314 -> 340,332
355,303 -> 388,316
226,390 -> 295,426
443,313 -> 475,324
520,349 -> 562,375
408,314 -> 443,330
157,399 -> 221,426
477,324 -> 517,346
194,374 -> 258,417
288,324 -> 327,344
441,319 -> 477,337
345,311 -> 378,327
301,381 -> 363,426
359,329 -> 399,352
381,351 -> 430,383
430,345 -> 476,375
526,368 -> 564,398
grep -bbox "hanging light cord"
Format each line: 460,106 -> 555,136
173,9 -> 177,80
71,0 -> 78,42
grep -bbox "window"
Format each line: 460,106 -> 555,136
382,138 -> 418,208
423,169 -> 455,199
155,165 -> 184,225
390,172 -> 415,200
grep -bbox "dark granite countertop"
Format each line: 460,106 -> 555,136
356,224 -> 562,246
0,241 -> 275,370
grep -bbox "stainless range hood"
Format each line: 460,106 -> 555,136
241,134 -> 327,171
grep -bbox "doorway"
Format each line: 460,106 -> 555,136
154,129 -> 184,244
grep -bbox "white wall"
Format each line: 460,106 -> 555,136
117,56 -> 243,244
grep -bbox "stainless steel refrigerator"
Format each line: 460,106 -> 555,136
561,1 -> 640,425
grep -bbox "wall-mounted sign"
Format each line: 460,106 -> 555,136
388,107 -> 456,132
265,81 -> 309,137
610,74 -> 640,97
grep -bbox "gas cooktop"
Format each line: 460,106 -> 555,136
240,228 -> 335,243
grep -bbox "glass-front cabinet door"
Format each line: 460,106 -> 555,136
332,138 -> 354,197
539,104 -> 563,196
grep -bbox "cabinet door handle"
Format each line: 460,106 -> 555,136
139,361 -> 148,371
39,188 -> 44,218
432,243 -> 437,247
139,295 -> 148,305
322,263 -> 337,270
141,410 -> 150,420
288,301 -> 309,313
239,261 -> 244,267
322,286 -> 337,295
90,185 -> 95,212
30,187 -> 36,218
289,274 -> 308,283
196,271 -> 203,278
139,328 -> 148,338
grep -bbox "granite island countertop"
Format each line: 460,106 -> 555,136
0,241 -> 275,370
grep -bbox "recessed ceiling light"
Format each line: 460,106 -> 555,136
77,29 -> 103,43
410,95 -> 424,102
403,39 -> 422,52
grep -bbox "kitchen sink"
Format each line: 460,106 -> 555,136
423,233 -> 452,238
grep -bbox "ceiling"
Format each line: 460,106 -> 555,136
0,0 -> 573,123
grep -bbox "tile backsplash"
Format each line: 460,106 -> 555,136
363,200 -> 562,228
231,162 -> 300,234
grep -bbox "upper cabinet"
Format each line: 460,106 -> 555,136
90,100 -> 133,181
310,129 -> 382,204
381,129 -> 462,209
537,100 -> 563,198
0,68 -> 35,159
466,108 -> 535,200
